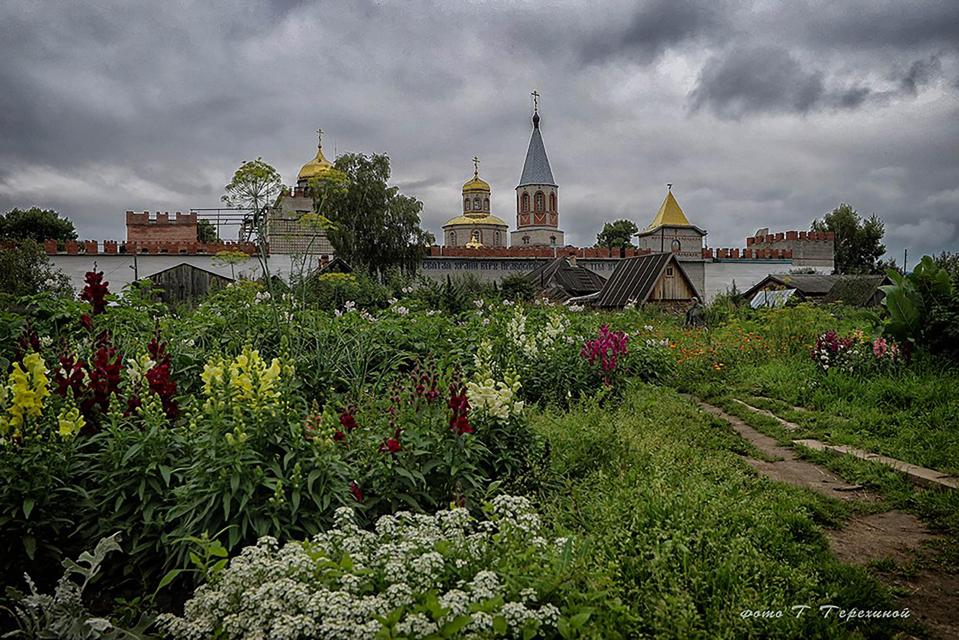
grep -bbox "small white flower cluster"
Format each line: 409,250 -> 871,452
506,308 -> 538,356
333,301 -> 356,317
644,338 -> 670,349
465,372 -> 524,421
539,313 -> 571,350
402,286 -> 414,294
473,299 -> 485,309
159,496 -> 566,640
623,299 -> 638,310
393,306 -> 409,316
254,291 -> 271,303
567,304 -> 584,312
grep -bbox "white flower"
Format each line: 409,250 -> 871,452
387,297 -> 398,306
393,306 -> 409,316
473,299 -> 484,308
567,304 -> 584,312
255,291 -> 271,303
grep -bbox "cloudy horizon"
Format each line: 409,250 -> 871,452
1,0 -> 957,262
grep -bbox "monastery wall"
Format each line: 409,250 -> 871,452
126,211 -> 198,244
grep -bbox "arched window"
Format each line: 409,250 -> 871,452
523,235 -> 530,245
671,239 -> 681,252
483,198 -> 489,210
549,193 -> 556,212
495,231 -> 500,244
471,230 -> 481,243
450,231 -> 456,245
473,197 -> 481,210
550,236 -> 556,246
534,192 -> 545,212
464,199 -> 471,211
521,193 -> 530,212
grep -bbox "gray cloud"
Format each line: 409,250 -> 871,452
0,0 -> 956,262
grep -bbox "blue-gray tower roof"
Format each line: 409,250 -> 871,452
518,113 -> 556,187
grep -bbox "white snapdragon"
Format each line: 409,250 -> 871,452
465,373 -> 524,421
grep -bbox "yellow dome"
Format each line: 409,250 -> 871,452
298,144 -> 333,181
443,213 -> 508,228
462,176 -> 490,192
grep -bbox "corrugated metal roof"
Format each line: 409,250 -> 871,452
593,253 -> 695,308
518,124 -> 556,187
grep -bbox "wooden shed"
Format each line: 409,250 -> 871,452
142,263 -> 233,304
592,253 -> 702,308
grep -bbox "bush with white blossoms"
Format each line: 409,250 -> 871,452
160,496 -> 573,640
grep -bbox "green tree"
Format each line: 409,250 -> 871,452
196,219 -> 219,243
0,240 -> 71,297
811,204 -> 886,274
222,158 -> 283,294
596,219 -> 638,252
310,153 -> 433,278
0,207 -> 77,243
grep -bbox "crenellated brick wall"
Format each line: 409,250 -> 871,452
706,230 -> 834,266
126,211 -> 198,243
43,239 -> 260,256
427,245 -> 653,259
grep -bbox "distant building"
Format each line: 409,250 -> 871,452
511,96 -> 564,248
744,274 -> 890,307
266,130 -> 335,256
443,158 -> 509,248
126,211 -> 197,244
141,262 -> 233,304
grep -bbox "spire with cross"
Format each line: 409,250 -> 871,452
530,90 -> 541,129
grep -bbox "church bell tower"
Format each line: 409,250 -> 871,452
511,91 -> 564,248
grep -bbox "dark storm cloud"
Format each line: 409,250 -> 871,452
689,47 -> 947,119
0,0 -> 956,260
576,0 -> 728,64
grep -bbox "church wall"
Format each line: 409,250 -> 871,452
636,227 -> 704,261
419,256 -> 619,284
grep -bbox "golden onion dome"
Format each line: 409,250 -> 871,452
462,175 -> 491,192
298,144 -> 333,181
443,213 -> 509,228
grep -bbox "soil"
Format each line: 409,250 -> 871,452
698,401 -> 959,639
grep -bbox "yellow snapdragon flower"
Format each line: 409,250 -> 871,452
57,407 -> 85,438
201,346 -> 285,409
1,353 -> 49,436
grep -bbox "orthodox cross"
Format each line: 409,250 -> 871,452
472,155 -> 480,177
667,183 -> 672,191
531,90 -> 540,113
316,128 -> 324,149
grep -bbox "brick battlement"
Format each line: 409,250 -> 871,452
703,247 -> 794,260
44,239 -> 260,256
125,210 -> 198,226
746,230 -> 834,246
428,245 -> 653,259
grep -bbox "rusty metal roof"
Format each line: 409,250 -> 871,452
592,253 -> 700,308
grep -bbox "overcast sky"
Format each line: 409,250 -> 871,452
1,0 -> 957,261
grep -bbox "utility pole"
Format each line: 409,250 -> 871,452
903,248 -> 908,272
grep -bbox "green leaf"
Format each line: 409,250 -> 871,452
493,615 -> 508,635
22,498 -> 34,519
23,535 -> 36,560
159,465 -> 173,486
440,615 -> 471,636
156,568 -> 183,592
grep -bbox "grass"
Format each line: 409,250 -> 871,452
529,382 -> 904,638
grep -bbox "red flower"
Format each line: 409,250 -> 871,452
447,383 -> 473,435
80,314 -> 93,331
339,408 -> 358,432
379,437 -> 402,455
349,481 -> 364,502
80,271 -> 110,315
333,430 -> 346,443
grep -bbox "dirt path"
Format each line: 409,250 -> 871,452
698,400 -> 959,639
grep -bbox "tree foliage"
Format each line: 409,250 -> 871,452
0,240 -> 71,297
196,219 -> 219,243
0,207 -> 77,243
221,158 -> 283,235
811,204 -> 885,274
311,153 -> 433,278
596,219 -> 638,251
